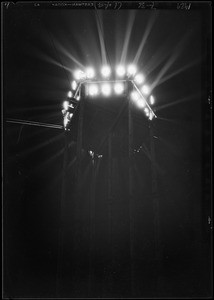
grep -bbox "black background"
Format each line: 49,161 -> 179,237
3,2 -> 212,298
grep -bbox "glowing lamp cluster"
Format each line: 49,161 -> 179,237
130,90 -> 155,119
67,64 -> 156,124
73,64 -> 139,81
86,82 -> 125,97
62,100 -> 75,130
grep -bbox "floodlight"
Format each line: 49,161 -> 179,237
74,69 -> 86,81
134,73 -> 145,85
101,65 -> 111,77
149,112 -> 154,120
127,65 -> 137,76
101,83 -> 111,96
88,84 -> 99,96
71,80 -> 77,90
67,91 -> 73,98
64,117 -> 69,128
136,98 -> 146,108
141,85 -> 150,95
144,107 -> 150,116
150,95 -> 155,105
86,67 -> 95,79
130,90 -> 140,102
116,65 -> 126,77
114,82 -> 124,95
63,111 -> 72,129
63,101 -> 69,110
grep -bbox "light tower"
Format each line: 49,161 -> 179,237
58,64 -> 159,297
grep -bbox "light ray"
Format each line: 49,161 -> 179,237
17,132 -> 64,158
31,147 -> 64,174
53,37 -> 85,69
95,11 -> 107,65
120,11 -> 136,64
133,13 -> 158,65
156,58 -> 201,86
155,93 -> 199,111
150,31 -> 194,90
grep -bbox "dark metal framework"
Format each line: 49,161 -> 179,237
57,80 -> 160,297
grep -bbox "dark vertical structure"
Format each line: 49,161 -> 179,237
88,153 -> 96,295
76,87 -> 85,189
56,131 -> 68,297
149,120 -> 161,294
128,82 -> 134,297
58,82 -> 158,298
106,132 -> 113,294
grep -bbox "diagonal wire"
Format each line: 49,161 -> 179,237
6,118 -> 63,130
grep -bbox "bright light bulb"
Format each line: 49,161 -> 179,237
127,65 -> 137,76
149,112 -> 154,120
67,91 -> 73,98
64,115 -> 69,128
88,84 -> 99,96
144,107 -> 150,116
130,90 -> 139,102
136,98 -> 146,108
134,73 -> 145,85
101,83 -> 111,96
74,69 -> 86,81
71,80 -> 77,90
116,65 -> 126,77
86,67 -> 95,79
63,101 -> 69,110
150,95 -> 155,105
141,85 -> 150,95
114,83 -> 124,95
101,65 -> 111,77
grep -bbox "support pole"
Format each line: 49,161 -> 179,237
88,154 -> 96,296
76,89 -> 85,189
107,132 -> 113,294
73,85 -> 85,293
149,121 -> 161,294
56,130 -> 69,297
128,82 -> 134,297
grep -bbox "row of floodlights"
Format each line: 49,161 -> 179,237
86,82 -> 125,97
68,82 -> 155,105
73,65 -> 146,83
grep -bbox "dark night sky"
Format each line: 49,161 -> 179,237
3,2 -> 212,299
